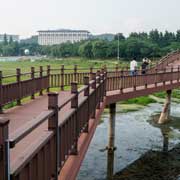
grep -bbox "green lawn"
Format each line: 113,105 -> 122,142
0,57 -> 129,76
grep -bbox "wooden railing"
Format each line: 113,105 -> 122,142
0,67 -> 50,113
0,51 -> 180,180
0,72 -> 106,180
0,50 -> 179,113
106,67 -> 180,92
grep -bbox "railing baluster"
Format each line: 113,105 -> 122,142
155,68 -> 157,87
91,73 -> 96,119
178,66 -> 180,82
70,82 -> 78,155
74,65 -> 77,82
47,65 -> 50,92
60,65 -> 64,91
16,68 -> 21,105
48,92 -> 59,180
83,76 -> 90,133
39,66 -> 43,96
0,71 -> 3,113
31,67 -> 35,99
96,71 -> 101,109
171,67 -> 173,84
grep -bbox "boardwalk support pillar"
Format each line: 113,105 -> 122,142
107,103 -> 116,150
106,103 -> 116,179
158,90 -> 172,124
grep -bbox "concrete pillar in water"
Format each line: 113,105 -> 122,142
107,103 -> 116,180
107,148 -> 115,180
108,103 -> 116,150
158,90 -> 172,124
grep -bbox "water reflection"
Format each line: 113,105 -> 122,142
107,149 -> 115,180
78,103 -> 180,180
113,114 -> 180,180
161,127 -> 170,153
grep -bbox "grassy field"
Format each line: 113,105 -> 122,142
0,57 -> 130,76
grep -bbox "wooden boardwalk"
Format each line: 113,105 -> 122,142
0,51 -> 180,180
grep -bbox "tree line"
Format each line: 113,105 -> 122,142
1,29 -> 180,60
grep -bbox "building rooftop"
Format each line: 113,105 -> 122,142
38,29 -> 90,33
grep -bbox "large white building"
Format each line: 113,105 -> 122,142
38,29 -> 90,45
0,34 -> 19,43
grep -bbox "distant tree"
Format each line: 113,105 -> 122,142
176,30 -> 180,42
3,34 -> 8,45
92,40 -> 108,58
129,32 -> 139,39
78,41 -> 93,58
114,33 -> 125,41
149,29 -> 160,45
138,32 -> 148,40
9,36 -> 13,44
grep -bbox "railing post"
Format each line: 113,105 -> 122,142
91,73 -> 96,89
83,76 -> 90,133
91,73 -> 96,119
74,65 -> 77,82
100,74 -> 104,102
96,71 -> 100,84
163,68 -> 166,86
0,118 -> 10,180
70,82 -> 78,155
145,74 -> 147,89
120,69 -> 123,93
31,67 -> 35,100
171,67 -> 173,84
104,72 -> 107,96
96,71 -> 101,109
47,65 -> 50,92
48,92 -> 59,180
0,71 -> 3,113
16,68 -> 21,105
60,65 -> 64,91
39,66 -> 43,96
133,75 -> 136,91
155,68 -> 158,87
178,66 -> 180,82
90,66 -> 93,80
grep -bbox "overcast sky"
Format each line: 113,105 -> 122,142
0,0 -> 179,38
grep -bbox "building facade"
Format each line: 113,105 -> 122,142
38,29 -> 90,45
0,34 -> 19,43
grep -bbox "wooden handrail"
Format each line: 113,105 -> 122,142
9,110 -> 54,148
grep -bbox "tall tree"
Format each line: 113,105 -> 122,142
176,30 -> 180,42
3,34 -> 8,45
114,33 -> 125,41
9,36 -> 13,44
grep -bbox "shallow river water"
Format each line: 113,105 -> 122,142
77,103 -> 180,180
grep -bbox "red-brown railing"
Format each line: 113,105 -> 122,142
0,67 -> 50,113
1,50 -> 179,113
0,72 -> 106,180
106,67 -> 180,92
0,50 -> 180,180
